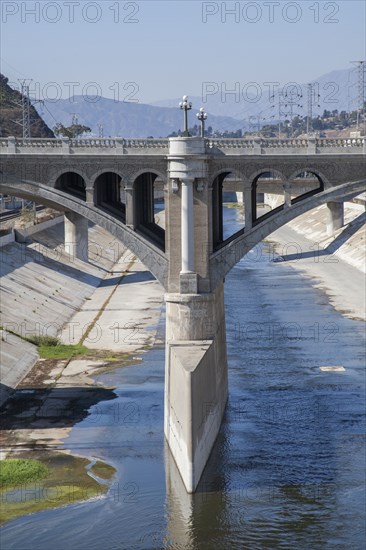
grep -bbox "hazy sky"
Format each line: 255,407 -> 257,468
1,0 -> 365,103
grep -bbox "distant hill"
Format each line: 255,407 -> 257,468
0,74 -> 54,138
152,68 -> 360,121
27,66 -> 363,138
36,96 -> 244,139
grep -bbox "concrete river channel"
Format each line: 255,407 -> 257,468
1,208 -> 365,549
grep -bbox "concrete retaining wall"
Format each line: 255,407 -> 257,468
0,230 -> 15,247
14,215 -> 63,242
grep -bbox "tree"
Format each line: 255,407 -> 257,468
53,123 -> 91,139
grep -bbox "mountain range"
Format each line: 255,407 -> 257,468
28,66 -> 365,138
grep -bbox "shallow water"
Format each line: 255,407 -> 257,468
2,208 -> 365,549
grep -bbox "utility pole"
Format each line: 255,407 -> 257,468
350,61 -> 365,135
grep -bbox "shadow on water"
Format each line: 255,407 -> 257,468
0,383 -> 117,432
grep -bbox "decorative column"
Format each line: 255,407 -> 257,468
124,181 -> 135,228
181,178 -> 195,273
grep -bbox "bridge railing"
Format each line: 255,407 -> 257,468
1,136 -> 364,155
206,137 -> 365,155
1,137 -> 170,155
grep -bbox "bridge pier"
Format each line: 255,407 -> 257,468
164,284 -> 228,493
326,201 -> 344,235
64,211 -> 88,262
164,136 -> 228,492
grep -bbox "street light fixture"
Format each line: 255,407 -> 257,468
179,95 -> 192,136
196,107 -> 208,137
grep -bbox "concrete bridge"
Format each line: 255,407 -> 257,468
1,135 -> 365,492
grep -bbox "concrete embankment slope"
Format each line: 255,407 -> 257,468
266,197 -> 365,273
268,202 -> 365,321
0,220 -> 126,404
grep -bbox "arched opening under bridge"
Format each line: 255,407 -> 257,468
212,171 -> 245,251
55,172 -> 86,201
134,172 -> 165,251
94,172 -> 125,222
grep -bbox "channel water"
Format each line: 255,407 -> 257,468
1,208 -> 365,549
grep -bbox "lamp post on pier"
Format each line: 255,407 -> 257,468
179,95 -> 192,136
196,107 -> 207,137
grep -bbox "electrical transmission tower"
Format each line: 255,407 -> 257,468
11,80 -> 44,138
306,83 -> 320,135
11,81 -> 31,138
273,88 -> 302,138
350,61 -> 365,134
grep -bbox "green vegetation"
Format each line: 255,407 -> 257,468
37,343 -> 89,360
2,332 -> 89,360
0,459 -> 49,487
53,122 -> 92,139
90,460 -> 116,480
0,73 -> 54,138
1,453 -> 116,525
26,335 -> 62,347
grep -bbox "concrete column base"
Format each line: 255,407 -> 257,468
64,211 -> 89,262
164,284 -> 228,492
326,201 -> 344,235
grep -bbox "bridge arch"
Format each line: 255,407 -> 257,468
133,171 -> 166,251
288,167 -> 329,189
211,169 -> 246,251
54,170 -> 86,201
289,169 -> 324,205
94,171 -> 126,222
250,169 -> 287,226
210,179 -> 365,289
0,176 -> 168,287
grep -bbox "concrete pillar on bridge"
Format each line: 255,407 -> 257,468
124,181 -> 135,228
64,211 -> 88,262
283,181 -> 292,207
85,186 -> 94,205
326,201 -> 344,235
165,137 -> 228,493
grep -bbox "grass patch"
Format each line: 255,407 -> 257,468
26,335 -> 61,347
0,459 -> 48,487
1,453 -> 116,525
37,343 -> 89,360
89,460 -> 116,480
